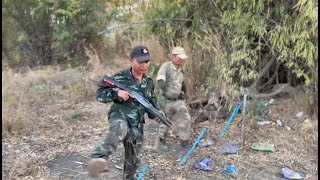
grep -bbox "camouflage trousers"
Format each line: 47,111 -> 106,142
158,99 -> 191,141
91,112 -> 144,180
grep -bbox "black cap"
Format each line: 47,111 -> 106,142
130,46 -> 152,62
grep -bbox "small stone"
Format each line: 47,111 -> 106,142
285,126 -> 291,131
276,119 -> 283,127
296,112 -> 304,118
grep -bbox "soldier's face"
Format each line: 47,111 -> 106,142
131,58 -> 150,74
172,55 -> 185,66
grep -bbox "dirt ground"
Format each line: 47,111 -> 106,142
2,58 -> 318,180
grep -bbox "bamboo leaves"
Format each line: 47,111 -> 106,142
144,0 -> 317,96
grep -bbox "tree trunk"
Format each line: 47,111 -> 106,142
276,63 -> 280,84
251,53 -> 279,88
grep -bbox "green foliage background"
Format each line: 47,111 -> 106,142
2,0 -> 134,66
143,0 -> 317,108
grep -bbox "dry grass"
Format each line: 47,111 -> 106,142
2,65 -> 96,135
1,40 -> 165,179
2,69 -> 33,135
2,38 -> 167,136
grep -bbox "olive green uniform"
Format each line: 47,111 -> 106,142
156,61 -> 191,142
91,68 -> 158,180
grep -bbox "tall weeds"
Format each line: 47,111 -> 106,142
2,66 -> 96,135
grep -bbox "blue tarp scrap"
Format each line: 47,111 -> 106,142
281,167 -> 304,179
194,158 -> 213,171
220,164 -> 237,174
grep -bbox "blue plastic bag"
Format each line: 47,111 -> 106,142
194,158 -> 213,171
220,164 -> 237,174
281,167 -> 304,179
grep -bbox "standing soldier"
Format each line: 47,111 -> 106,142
88,46 -> 163,179
156,46 -> 192,152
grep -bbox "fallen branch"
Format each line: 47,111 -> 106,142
187,97 -> 208,106
251,83 -> 290,98
258,62 -> 280,92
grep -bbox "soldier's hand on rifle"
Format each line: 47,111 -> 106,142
117,90 -> 132,101
154,110 -> 166,123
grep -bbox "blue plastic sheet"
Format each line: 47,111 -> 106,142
220,164 -> 237,174
194,158 -> 213,171
281,167 -> 304,179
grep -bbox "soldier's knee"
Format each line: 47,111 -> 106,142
110,119 -> 128,141
116,121 -> 128,141
175,122 -> 189,131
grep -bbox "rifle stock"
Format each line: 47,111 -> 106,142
99,75 -> 172,127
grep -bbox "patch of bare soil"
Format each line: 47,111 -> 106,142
2,57 -> 318,180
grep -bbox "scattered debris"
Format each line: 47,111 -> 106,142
197,136 -> 215,148
284,125 -> 292,131
264,98 -> 275,106
269,98 -> 275,105
276,119 -> 283,127
73,161 -> 86,166
220,164 -> 237,174
281,167 -> 304,179
303,119 -> 310,124
251,143 -> 274,152
194,158 -> 213,171
296,112 -> 304,118
257,120 -> 272,126
302,119 -> 312,129
218,143 -> 239,154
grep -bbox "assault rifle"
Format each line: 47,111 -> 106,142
98,75 -> 172,128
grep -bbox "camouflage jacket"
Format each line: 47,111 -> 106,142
96,68 -> 159,126
156,61 -> 185,98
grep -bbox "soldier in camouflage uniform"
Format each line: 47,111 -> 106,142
88,46 -> 162,179
156,47 -> 192,151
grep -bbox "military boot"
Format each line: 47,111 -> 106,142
158,138 -> 169,152
88,156 -> 109,177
